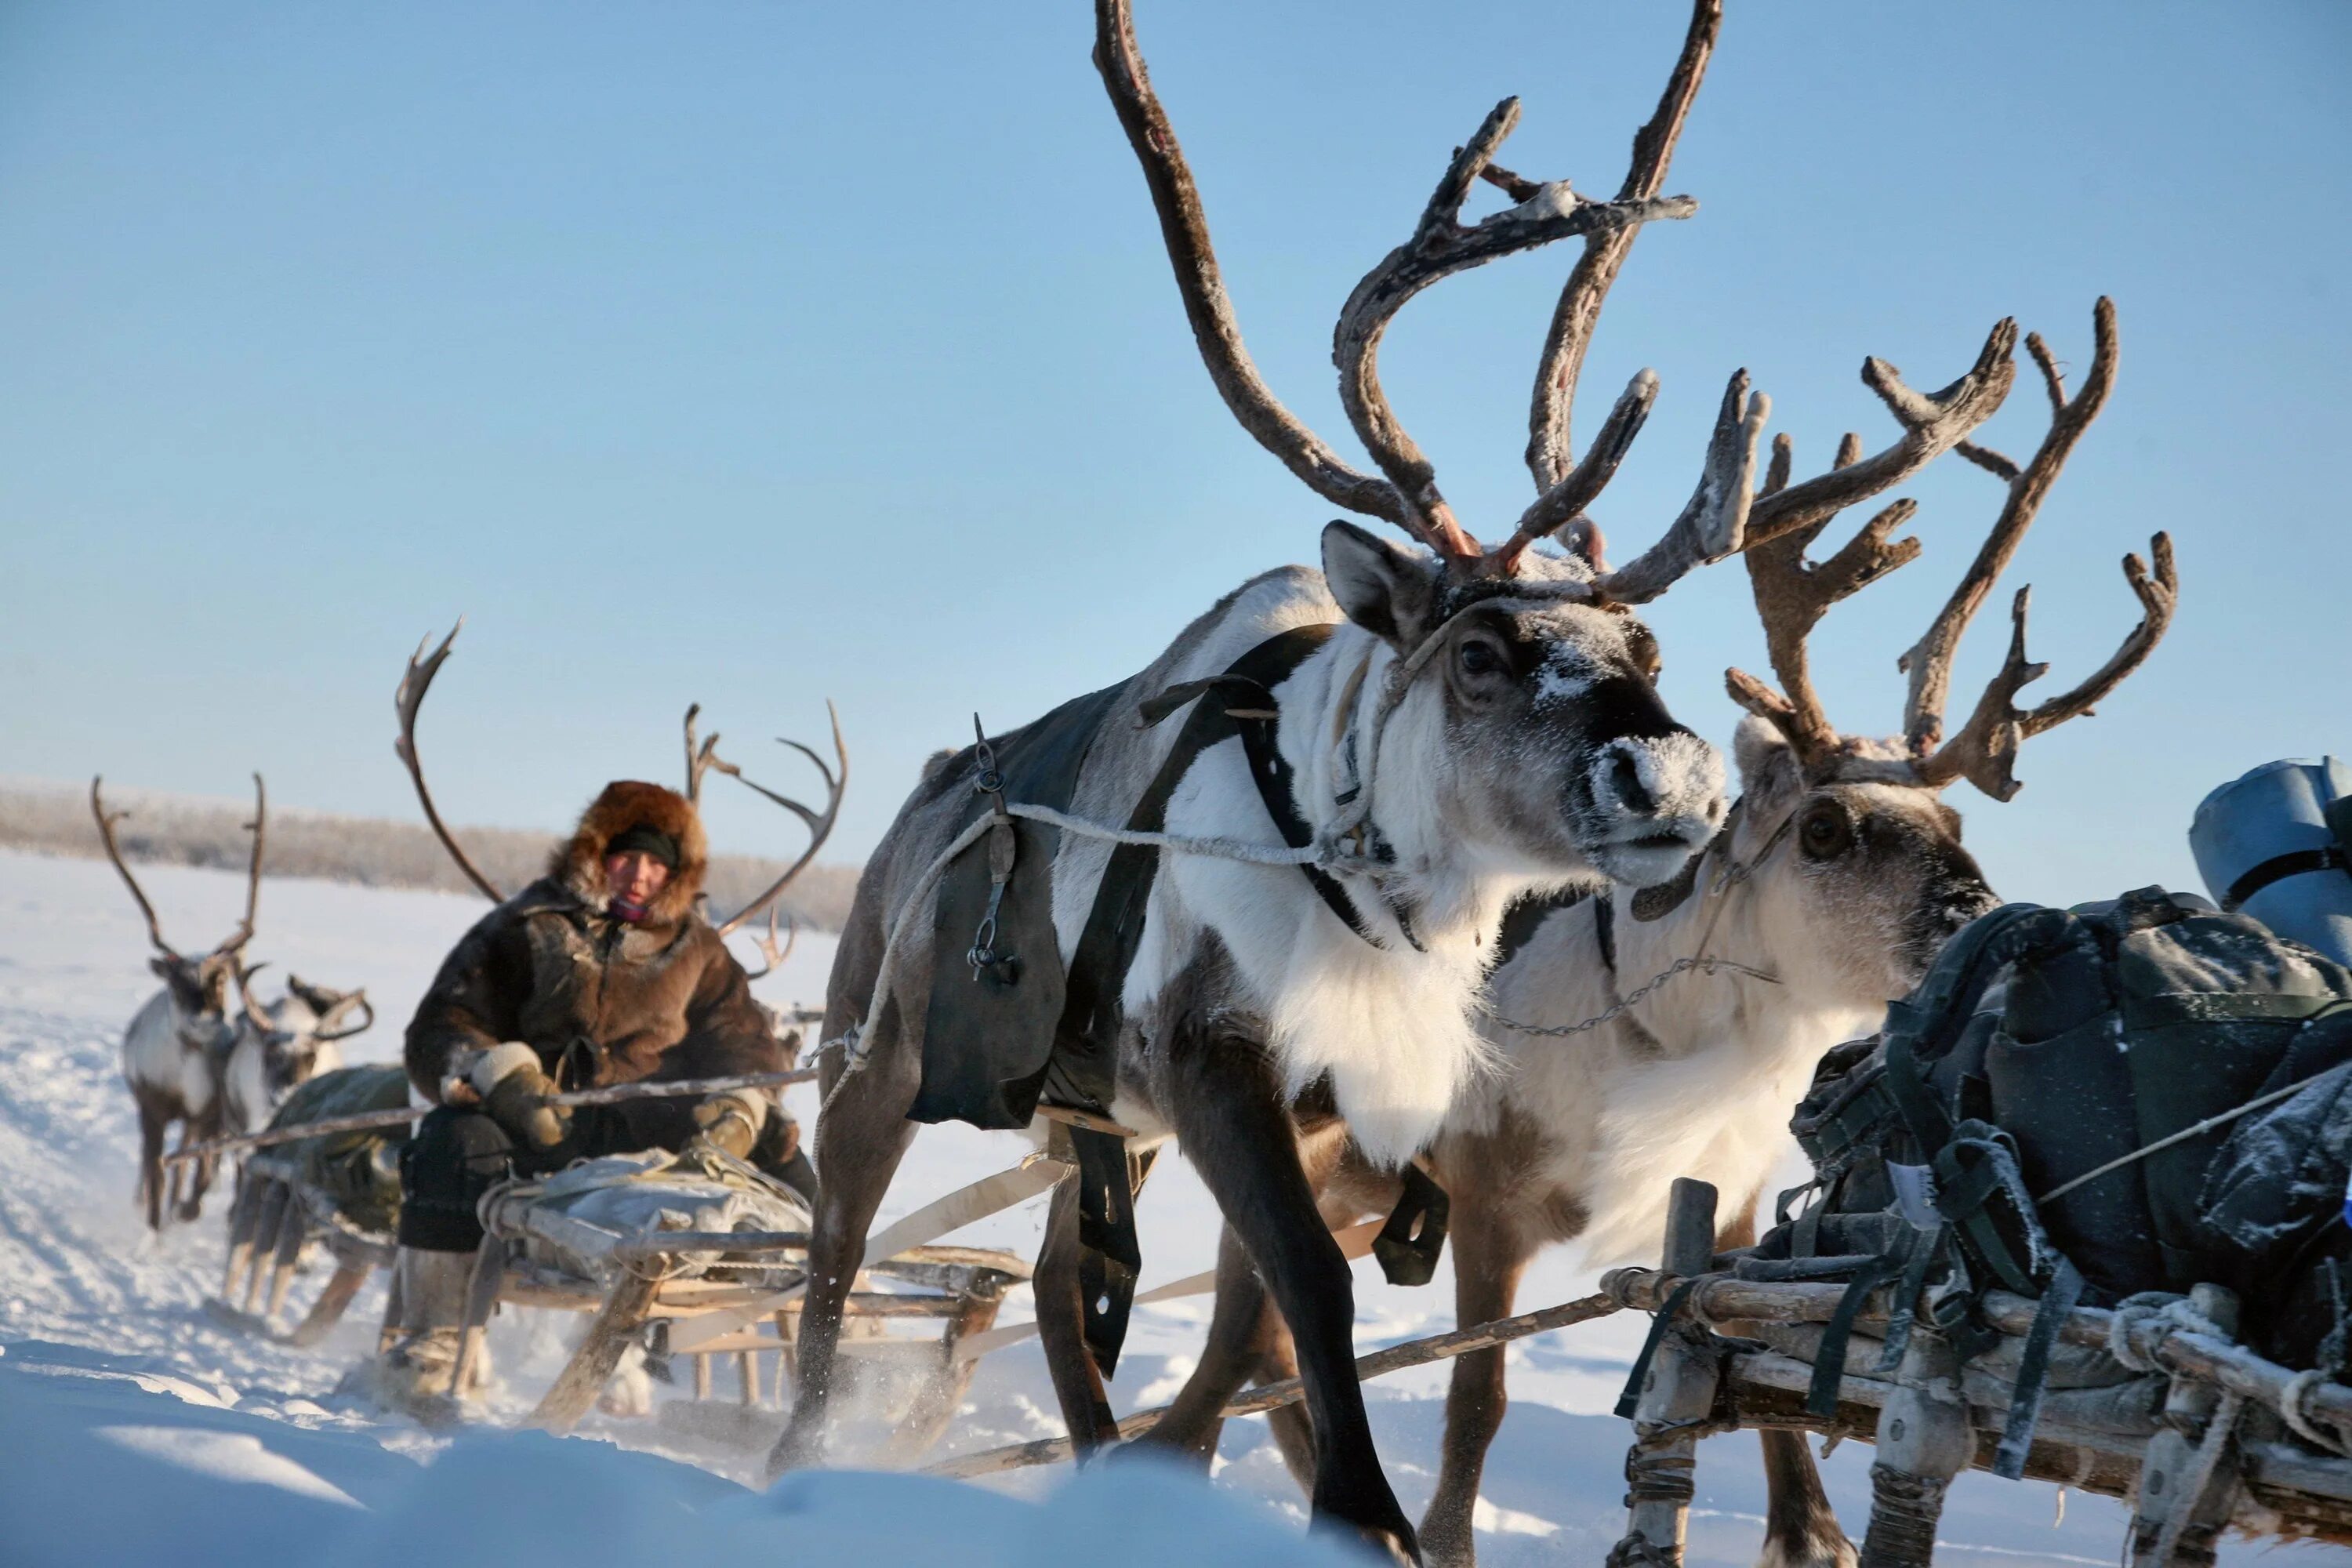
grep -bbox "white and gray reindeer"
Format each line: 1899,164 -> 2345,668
1155,299 -> 2178,1568
95,775 -> 371,1228
768,2 -> 2041,1559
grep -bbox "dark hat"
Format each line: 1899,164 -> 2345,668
606,822 -> 681,869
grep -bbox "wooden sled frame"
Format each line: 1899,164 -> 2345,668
1602,1178 -> 2352,1568
209,1158 -> 1027,1459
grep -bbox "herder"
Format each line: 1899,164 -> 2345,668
372,779 -> 811,1406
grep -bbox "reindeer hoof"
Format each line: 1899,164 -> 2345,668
1311,1501 -> 1421,1566
1755,1528 -> 1858,1568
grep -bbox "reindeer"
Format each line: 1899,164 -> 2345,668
1156,301 -> 2179,1568
767,3 -> 2019,1556
95,774 -> 266,1229
224,967 -> 376,1135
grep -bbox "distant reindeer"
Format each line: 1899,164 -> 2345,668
1159,303 -> 2178,1568
225,967 -> 376,1136
767,3 -> 2024,1556
94,775 -> 266,1229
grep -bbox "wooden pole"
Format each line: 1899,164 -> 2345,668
162,1067 -> 820,1166
924,1290 -> 1619,1479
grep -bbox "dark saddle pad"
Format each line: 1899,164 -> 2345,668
913,681 -> 1128,1129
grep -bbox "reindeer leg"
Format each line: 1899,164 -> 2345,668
1420,1212 -> 1533,1568
136,1100 -> 168,1232
764,1003 -> 920,1479
165,1122 -> 188,1225
1136,1223 -> 1274,1465
1034,1176 -> 1120,1454
1161,1018 -> 1417,1564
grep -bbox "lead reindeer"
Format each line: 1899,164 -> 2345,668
1162,301 -> 2178,1568
95,775 -> 267,1229
771,2 -> 2022,1556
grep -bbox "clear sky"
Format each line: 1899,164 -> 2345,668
2,2 -> 2346,908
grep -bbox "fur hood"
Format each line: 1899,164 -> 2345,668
551,780 -> 709,927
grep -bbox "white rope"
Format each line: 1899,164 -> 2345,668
2103,1292 -> 2225,1375
2281,1367 -> 2346,1450
1004,802 -> 1349,872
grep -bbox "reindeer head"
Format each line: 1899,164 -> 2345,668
1098,0 -> 2031,894
227,967 -> 373,1130
1722,300 -> 2179,992
93,774 -> 265,1055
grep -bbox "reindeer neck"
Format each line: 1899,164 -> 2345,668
1265,622 -> 1519,953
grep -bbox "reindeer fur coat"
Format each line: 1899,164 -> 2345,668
403,780 -> 779,1152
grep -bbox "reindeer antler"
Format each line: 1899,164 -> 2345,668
1095,0 -> 1697,569
394,621 -> 506,902
221,773 -> 265,959
1890,301 -> 2176,800
705,702 -> 848,938
90,778 -> 178,961
89,774 -> 265,964
1725,434 -> 1927,771
744,905 -> 797,981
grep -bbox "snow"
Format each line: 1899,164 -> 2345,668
0,848 -> 2217,1565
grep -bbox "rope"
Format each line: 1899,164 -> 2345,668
2035,1074 -> 2326,1206
2147,1392 -> 2244,1568
1485,811 -> 1794,1039
2281,1368 -> 2346,1450
2103,1292 -> 2226,1375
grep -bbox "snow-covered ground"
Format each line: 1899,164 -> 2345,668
0,848 -> 2184,1565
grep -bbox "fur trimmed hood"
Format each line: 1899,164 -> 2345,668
553,780 -> 710,927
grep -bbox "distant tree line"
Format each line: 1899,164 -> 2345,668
0,779 -> 857,931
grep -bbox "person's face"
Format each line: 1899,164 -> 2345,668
603,851 -> 672,917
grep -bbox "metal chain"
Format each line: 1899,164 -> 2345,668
1483,812 -> 1795,1039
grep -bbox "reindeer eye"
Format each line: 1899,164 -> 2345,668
1799,803 -> 1854,860
1458,640 -> 1504,677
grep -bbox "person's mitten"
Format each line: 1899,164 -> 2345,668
472,1042 -> 568,1150
691,1090 -> 767,1160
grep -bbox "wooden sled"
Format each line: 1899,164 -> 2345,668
1602,1178 -> 2352,1568
209,1156 -> 1028,1459
468,1203 -> 1028,1460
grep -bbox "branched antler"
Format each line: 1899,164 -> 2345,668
683,703 -> 724,807
90,773 -> 265,964
1330,95 -> 1696,561
708,702 -> 849,938
744,906 -> 797,981
1095,0 -> 1695,568
394,621 -> 506,902
91,777 -> 176,960
1523,1 -> 1720,497
1744,320 -> 2020,552
1725,432 -> 1929,770
1892,299 -> 2177,799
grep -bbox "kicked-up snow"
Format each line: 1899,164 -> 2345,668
0,848 -> 2201,1565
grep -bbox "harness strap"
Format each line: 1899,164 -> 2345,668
1051,622 -> 1349,1374
1993,1257 -> 2084,1479
1807,1254 -> 1904,1417
1614,1278 -> 1703,1421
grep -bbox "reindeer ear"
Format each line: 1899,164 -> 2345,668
1322,521 -> 1436,649
1733,715 -> 1803,821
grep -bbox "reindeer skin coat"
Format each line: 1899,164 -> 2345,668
403,781 -> 779,1152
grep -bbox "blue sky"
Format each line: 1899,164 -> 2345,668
2,2 -> 2346,907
